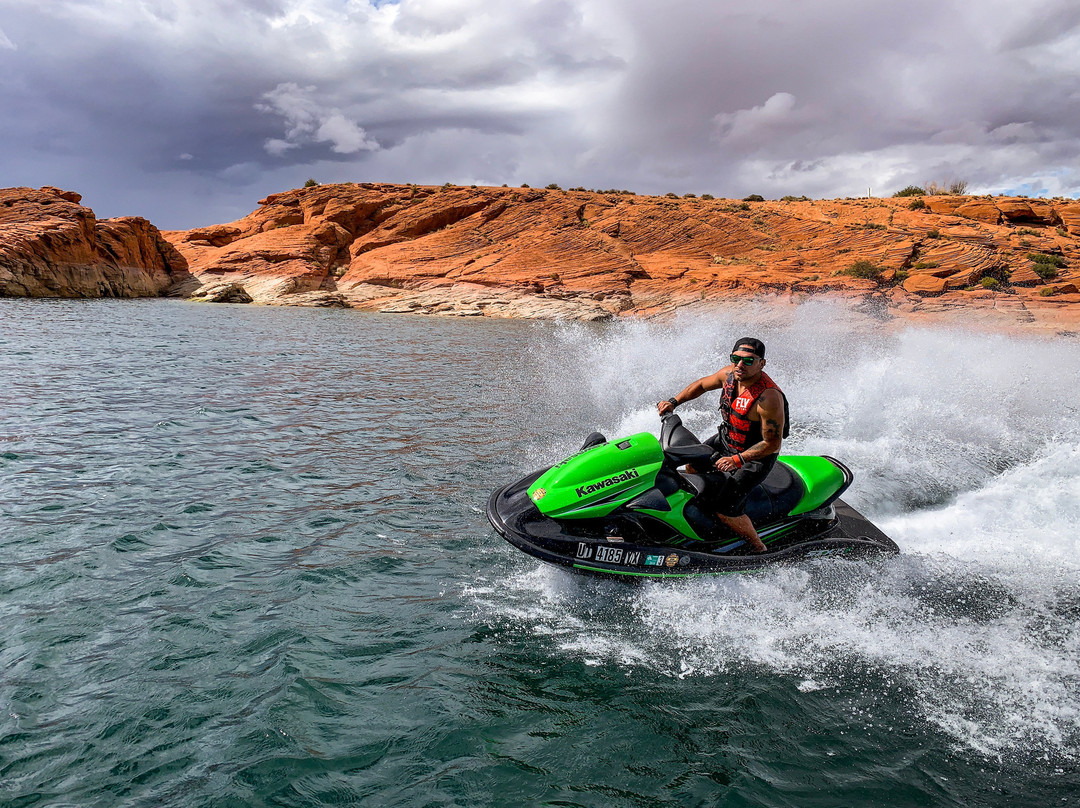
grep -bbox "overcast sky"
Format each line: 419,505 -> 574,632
2,0 -> 1079,229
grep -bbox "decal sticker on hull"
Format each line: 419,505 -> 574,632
575,468 -> 640,498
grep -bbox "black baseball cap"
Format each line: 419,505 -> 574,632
731,337 -> 765,358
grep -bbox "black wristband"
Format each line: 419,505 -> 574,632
667,397 -> 679,408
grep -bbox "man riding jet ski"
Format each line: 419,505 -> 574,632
658,337 -> 788,553
487,338 -> 898,577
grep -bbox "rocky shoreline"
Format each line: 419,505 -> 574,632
3,183 -> 1079,332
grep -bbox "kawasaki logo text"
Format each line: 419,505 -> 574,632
575,469 -> 639,498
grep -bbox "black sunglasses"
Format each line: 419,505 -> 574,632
729,354 -> 760,366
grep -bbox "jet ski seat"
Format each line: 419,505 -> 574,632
681,462 -> 808,526
743,462 -> 807,525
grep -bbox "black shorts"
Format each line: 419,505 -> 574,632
697,435 -> 777,518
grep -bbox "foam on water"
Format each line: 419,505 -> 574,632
474,300 -> 1080,761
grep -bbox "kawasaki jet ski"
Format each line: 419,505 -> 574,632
487,413 -> 899,577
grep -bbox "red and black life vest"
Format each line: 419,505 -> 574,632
718,371 -> 790,452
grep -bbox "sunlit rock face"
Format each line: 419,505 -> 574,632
161,183 -> 1080,326
0,187 -> 186,298
5,182 -> 1077,328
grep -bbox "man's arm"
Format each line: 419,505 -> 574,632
739,388 -> 785,461
657,366 -> 732,414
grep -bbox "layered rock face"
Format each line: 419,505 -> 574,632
164,183 -> 1080,326
5,182 -> 1076,328
0,187 -> 185,298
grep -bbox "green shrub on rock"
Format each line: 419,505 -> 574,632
842,260 -> 884,280
1028,252 -> 1066,268
1028,253 -> 1065,280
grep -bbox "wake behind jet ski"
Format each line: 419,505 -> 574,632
487,413 -> 899,577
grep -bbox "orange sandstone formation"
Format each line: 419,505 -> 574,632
0,187 -> 186,298
163,183 -> 1080,328
3,183 -> 1078,331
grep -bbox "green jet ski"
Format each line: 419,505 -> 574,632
487,413 -> 899,577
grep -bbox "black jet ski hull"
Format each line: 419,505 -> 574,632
487,470 -> 899,578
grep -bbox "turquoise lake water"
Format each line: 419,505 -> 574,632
1,298 -> 1078,806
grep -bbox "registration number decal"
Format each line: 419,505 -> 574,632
577,544 -> 642,566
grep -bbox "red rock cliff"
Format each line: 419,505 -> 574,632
0,187 -> 186,298
163,183 -> 1080,327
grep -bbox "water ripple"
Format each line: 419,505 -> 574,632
2,299 -> 1079,806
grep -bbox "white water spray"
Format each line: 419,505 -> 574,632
474,300 -> 1080,760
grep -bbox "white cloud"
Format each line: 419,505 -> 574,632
0,24 -> 16,50
263,138 -> 296,157
316,113 -> 380,154
713,92 -> 807,150
258,83 -> 380,155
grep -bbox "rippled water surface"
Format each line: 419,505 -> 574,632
2,298 -> 1078,807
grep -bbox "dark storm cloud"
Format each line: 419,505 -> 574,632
0,0 -> 1077,228
601,0 -> 1080,196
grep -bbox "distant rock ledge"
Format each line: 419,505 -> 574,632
3,183 -> 1079,331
